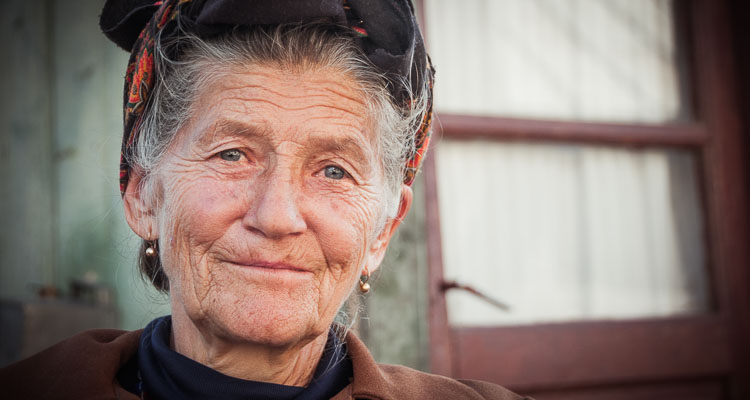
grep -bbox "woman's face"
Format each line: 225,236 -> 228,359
136,66 -> 405,346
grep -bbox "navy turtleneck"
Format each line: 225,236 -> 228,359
118,316 -> 353,400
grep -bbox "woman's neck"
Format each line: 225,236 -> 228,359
170,305 -> 328,386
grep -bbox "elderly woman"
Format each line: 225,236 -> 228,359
1,1 -> 527,399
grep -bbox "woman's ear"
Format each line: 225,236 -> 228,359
123,172 -> 158,240
365,184 -> 413,274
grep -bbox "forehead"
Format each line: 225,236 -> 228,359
186,65 -> 375,148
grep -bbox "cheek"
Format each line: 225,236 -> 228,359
164,175 -> 244,236
157,176 -> 247,285
306,191 -> 381,269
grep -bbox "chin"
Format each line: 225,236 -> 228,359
206,283 -> 327,348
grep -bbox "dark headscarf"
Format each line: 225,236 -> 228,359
100,0 -> 434,194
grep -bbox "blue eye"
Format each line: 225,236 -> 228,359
324,165 -> 346,180
219,149 -> 242,161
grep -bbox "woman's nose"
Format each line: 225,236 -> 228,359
242,174 -> 307,239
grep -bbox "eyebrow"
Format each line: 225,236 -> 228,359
303,135 -> 374,176
197,119 -> 269,146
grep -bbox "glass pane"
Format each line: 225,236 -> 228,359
436,139 -> 709,326
425,0 -> 692,123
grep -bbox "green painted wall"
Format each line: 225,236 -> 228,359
50,0 -> 172,329
360,178 -> 430,370
0,0 -> 170,331
0,0 -> 55,302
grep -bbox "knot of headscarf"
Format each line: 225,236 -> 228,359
100,0 -> 434,194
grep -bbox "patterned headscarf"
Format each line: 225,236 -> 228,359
100,0 -> 434,195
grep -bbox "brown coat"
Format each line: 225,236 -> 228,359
0,329 -> 528,400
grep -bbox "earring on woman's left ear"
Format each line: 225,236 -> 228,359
359,267 -> 371,293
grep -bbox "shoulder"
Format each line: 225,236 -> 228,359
377,363 -> 530,400
343,329 -> 529,400
0,329 -> 142,400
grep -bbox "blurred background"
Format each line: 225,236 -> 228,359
1,0 -> 749,399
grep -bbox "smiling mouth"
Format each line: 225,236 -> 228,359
227,260 -> 311,273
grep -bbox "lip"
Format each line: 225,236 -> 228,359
225,260 -> 312,273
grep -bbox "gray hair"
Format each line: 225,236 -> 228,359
130,22 -> 430,292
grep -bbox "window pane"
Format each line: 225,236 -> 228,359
436,139 -> 709,326
425,0 -> 692,123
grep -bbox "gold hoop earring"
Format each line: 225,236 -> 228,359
359,267 -> 371,293
145,241 -> 158,257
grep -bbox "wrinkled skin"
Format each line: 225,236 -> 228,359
124,66 -> 412,385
